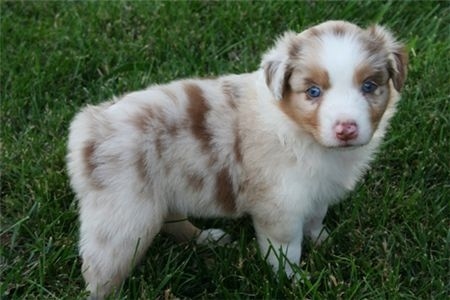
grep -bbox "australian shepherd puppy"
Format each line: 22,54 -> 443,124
67,21 -> 407,298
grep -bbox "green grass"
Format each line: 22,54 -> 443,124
1,1 -> 449,299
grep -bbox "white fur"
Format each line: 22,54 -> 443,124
67,21 -> 407,298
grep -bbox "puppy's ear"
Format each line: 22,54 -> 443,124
368,25 -> 408,91
261,32 -> 299,100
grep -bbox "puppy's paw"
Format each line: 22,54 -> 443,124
196,228 -> 232,246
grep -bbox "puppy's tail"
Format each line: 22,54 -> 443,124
66,102 -> 114,195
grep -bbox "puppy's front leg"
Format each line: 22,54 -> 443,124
253,217 -> 303,278
303,205 -> 329,245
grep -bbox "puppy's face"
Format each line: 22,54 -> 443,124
263,21 -> 408,148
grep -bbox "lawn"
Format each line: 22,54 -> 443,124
1,1 -> 449,299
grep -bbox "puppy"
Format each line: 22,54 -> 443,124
67,20 -> 407,298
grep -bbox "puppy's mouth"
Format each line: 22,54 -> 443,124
305,128 -> 371,150
333,143 -> 365,151
321,139 -> 369,150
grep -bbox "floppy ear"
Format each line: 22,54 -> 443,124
389,44 -> 408,91
369,25 -> 408,91
261,32 -> 299,101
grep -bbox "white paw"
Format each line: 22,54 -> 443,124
196,228 -> 232,246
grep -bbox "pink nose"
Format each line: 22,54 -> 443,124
335,120 -> 358,141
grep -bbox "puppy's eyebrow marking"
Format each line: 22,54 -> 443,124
305,66 -> 330,89
354,63 -> 388,86
185,83 -> 213,152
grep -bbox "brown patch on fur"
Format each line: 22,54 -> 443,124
369,86 -> 391,130
288,40 -> 302,59
279,91 -> 320,135
241,177 -> 270,208
159,107 -> 182,138
364,39 -> 385,57
354,63 -> 391,131
354,63 -> 388,87
83,141 -> 96,175
167,119 -> 184,137
83,141 -> 104,189
307,27 -> 322,38
132,106 -> 155,132
332,23 -> 347,36
234,126 -> 243,163
186,173 -> 204,191
132,105 -> 177,159
216,168 -> 236,213
136,151 -> 150,183
185,83 -> 213,152
369,103 -> 385,130
365,26 -> 386,53
168,124 -> 178,136
154,133 -> 164,159
283,68 -> 293,99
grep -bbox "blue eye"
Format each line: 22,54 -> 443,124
361,81 -> 378,94
306,86 -> 322,98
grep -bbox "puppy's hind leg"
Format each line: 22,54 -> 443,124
79,191 -> 165,299
162,213 -> 232,246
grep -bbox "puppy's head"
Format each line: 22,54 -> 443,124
262,21 -> 408,148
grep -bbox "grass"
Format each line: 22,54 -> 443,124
1,1 -> 449,299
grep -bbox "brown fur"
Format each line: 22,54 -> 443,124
132,106 -> 155,132
185,83 -> 213,152
304,66 -> 330,91
215,168 -> 237,213
82,141 -> 104,189
234,126 -> 243,163
135,151 -> 150,183
186,173 -> 204,191
279,92 -> 320,135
